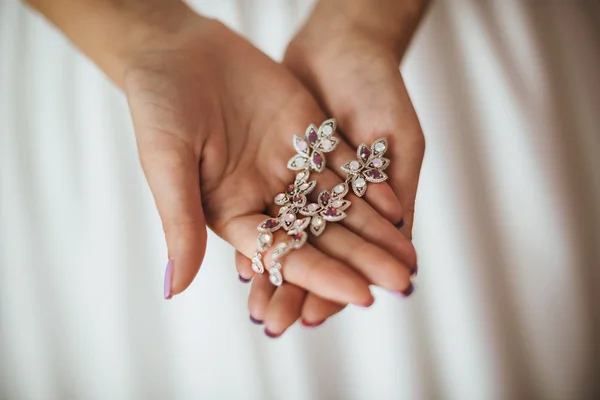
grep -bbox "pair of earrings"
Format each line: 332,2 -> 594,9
252,119 -> 390,286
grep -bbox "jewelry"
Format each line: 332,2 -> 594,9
251,119 -> 338,277
251,119 -> 391,287
341,139 -> 389,197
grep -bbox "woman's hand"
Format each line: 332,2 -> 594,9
126,13 -> 416,322
244,0 -> 429,334
28,0 -> 418,335
283,0 -> 428,239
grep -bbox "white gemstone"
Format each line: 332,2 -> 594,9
297,140 -> 308,151
271,262 -> 282,270
284,213 -> 296,222
372,158 -> 383,168
332,200 -> 342,208
307,203 -> 319,211
251,257 -> 264,273
321,139 -> 332,150
296,171 -> 306,181
334,184 -> 345,194
269,269 -> 283,286
349,160 -> 360,171
374,142 -> 386,152
275,193 -> 286,201
295,158 -> 306,168
355,177 -> 366,188
312,216 -> 323,226
300,183 -> 309,190
322,125 -> 333,135
259,233 -> 271,243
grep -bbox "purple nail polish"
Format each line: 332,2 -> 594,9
249,315 -> 263,325
399,282 -> 415,297
264,328 -> 281,338
301,319 -> 324,328
238,274 -> 252,284
164,259 -> 174,300
411,264 -> 418,276
395,218 -> 405,229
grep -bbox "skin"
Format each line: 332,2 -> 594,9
26,0 -> 428,336
244,0 -> 429,333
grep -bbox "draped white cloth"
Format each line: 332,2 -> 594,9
1,1 -> 599,399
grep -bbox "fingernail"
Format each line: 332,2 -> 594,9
238,274 -> 252,283
264,328 -> 281,338
360,296 -> 375,307
398,282 -> 415,298
249,315 -> 263,325
395,218 -> 405,229
301,318 -> 325,328
411,264 -> 418,276
164,259 -> 174,300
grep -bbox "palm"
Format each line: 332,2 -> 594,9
126,22 -> 318,229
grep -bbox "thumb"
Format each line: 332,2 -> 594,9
137,133 -> 207,299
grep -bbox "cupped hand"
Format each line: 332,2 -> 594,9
123,11 -> 416,330
244,2 -> 426,334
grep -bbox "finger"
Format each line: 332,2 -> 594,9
263,283 -> 307,337
301,293 -> 347,327
214,214 -> 373,305
309,222 -> 413,292
382,76 -> 425,239
308,168 -> 417,268
235,251 -> 255,283
267,180 -> 414,288
131,124 -> 207,299
248,272 -> 275,323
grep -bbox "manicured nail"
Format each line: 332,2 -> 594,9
301,318 -> 325,328
399,282 -> 415,297
411,264 -> 418,276
264,328 -> 281,338
164,259 -> 174,300
249,315 -> 263,325
395,218 -> 405,229
238,274 -> 252,284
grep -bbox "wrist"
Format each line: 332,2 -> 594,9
307,0 -> 430,59
27,0 -> 202,88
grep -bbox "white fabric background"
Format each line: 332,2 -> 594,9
1,1 -> 599,399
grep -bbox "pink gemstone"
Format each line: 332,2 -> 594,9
284,213 -> 296,222
300,183 -> 309,190
297,140 -> 308,151
321,139 -> 332,150
292,233 -> 303,241
313,154 -> 323,165
360,147 -> 371,160
326,207 -> 337,216
264,219 -> 278,228
293,194 -> 303,203
286,184 -> 295,194
372,158 -> 383,168
307,203 -> 319,211
332,200 -> 343,208
320,192 -> 331,204
275,193 -> 286,201
308,131 -> 318,144
349,161 -> 360,171
369,170 -> 382,179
